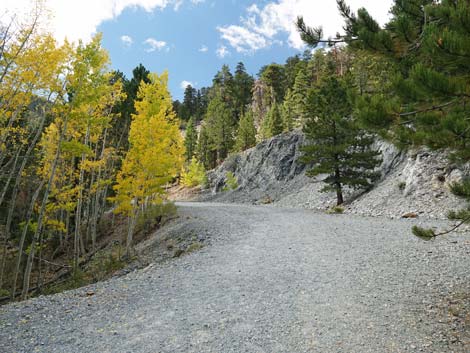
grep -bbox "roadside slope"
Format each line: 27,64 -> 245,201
204,131 -> 469,219
1,203 -> 469,352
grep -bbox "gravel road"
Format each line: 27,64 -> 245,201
1,202 -> 469,353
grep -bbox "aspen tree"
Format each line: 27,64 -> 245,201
112,72 -> 184,256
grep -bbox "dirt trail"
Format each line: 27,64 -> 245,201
1,202 -> 469,352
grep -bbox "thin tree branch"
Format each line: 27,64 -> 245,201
399,100 -> 458,120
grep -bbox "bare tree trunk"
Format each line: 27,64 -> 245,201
91,128 -> 108,251
1,107 -> 46,289
22,118 -> 68,300
126,205 -> 138,258
0,148 -> 20,208
36,232 -> 44,293
0,148 -> 21,289
334,168 -> 343,206
11,180 -> 43,299
73,124 -> 90,271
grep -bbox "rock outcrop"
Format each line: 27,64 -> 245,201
204,130 -> 469,219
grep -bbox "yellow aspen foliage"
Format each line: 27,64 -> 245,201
112,71 -> 184,217
37,34 -> 123,238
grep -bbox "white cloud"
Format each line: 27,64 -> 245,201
218,0 -> 393,52
198,45 -> 208,52
143,38 -> 167,52
120,35 -> 133,46
180,80 -> 193,89
190,0 -> 205,4
173,0 -> 183,11
216,45 -> 230,59
1,0 -> 204,43
218,25 -> 268,53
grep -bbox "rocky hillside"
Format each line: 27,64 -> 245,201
204,130 -> 469,220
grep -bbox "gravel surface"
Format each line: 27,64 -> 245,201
1,202 -> 469,353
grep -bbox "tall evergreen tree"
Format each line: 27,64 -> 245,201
235,111 -> 257,152
307,49 -> 328,85
291,68 -> 311,127
196,124 -> 216,170
297,0 -> 470,234
196,87 -> 210,121
111,64 -> 151,153
181,84 -> 197,121
281,89 -> 296,132
212,65 -> 235,103
300,76 -> 381,206
284,54 -> 305,90
259,64 -> 286,105
204,94 -> 236,163
233,62 -> 254,119
262,103 -> 284,139
184,116 -> 198,162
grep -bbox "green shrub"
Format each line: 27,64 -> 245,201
85,243 -> 126,282
43,269 -> 88,295
398,181 -> 406,191
181,157 -> 207,187
327,206 -> 344,214
224,171 -> 238,191
135,202 -> 177,234
186,242 -> 203,253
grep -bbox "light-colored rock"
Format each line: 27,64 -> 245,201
203,131 -> 469,220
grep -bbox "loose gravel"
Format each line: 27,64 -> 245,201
1,202 -> 469,353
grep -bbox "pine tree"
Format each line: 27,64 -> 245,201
195,87 -> 210,121
307,49 -> 328,85
284,54 -> 305,89
212,65 -> 234,103
196,124 -> 215,170
291,68 -> 311,127
298,0 -> 470,232
233,62 -> 254,119
262,104 -> 283,139
204,94 -> 236,163
184,116 -> 198,161
259,64 -> 286,105
300,76 -> 381,206
281,89 -> 296,132
269,104 -> 284,137
235,111 -> 257,152
111,64 -> 151,154
181,85 -> 197,121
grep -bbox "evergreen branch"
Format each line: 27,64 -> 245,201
399,100 -> 457,120
296,16 -> 351,48
436,41 -> 470,59
413,213 -> 470,241
434,215 -> 470,236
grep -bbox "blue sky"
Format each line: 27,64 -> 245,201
3,0 -> 393,100
98,1 -> 305,100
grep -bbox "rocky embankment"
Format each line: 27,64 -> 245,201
204,130 -> 469,220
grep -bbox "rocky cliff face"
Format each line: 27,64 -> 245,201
204,130 -> 468,219
207,131 -> 305,195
